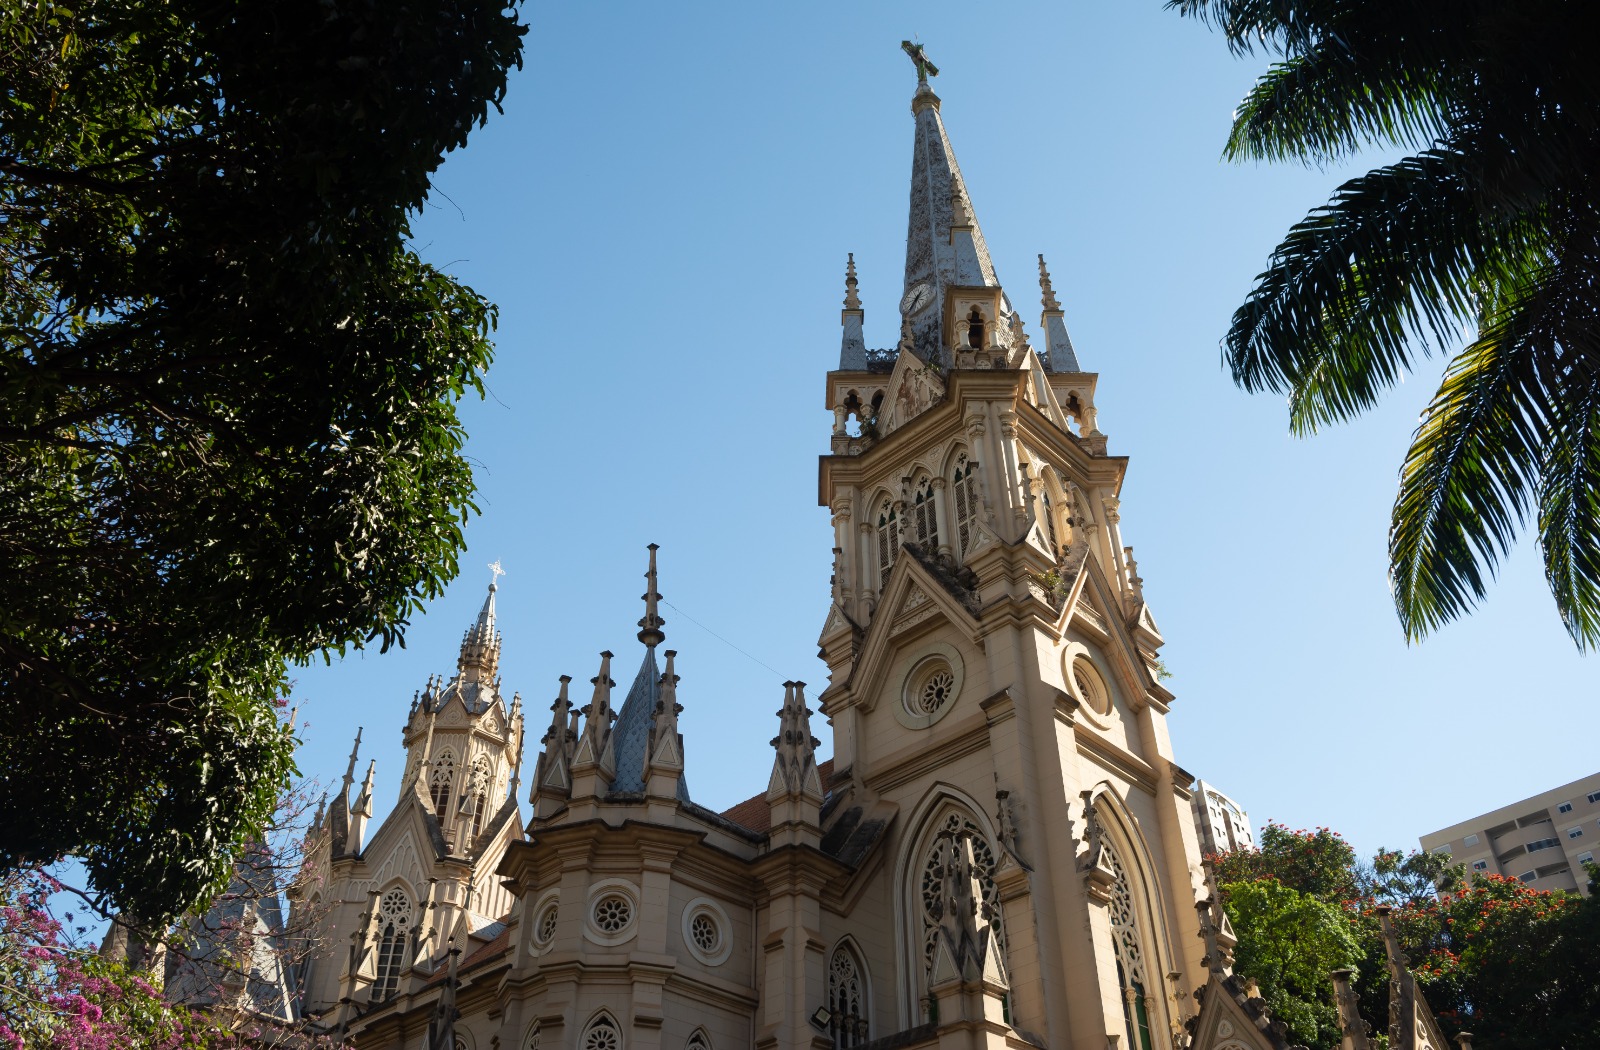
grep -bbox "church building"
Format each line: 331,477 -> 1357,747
288,51 -> 1344,1050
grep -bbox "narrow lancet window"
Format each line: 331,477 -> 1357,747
952,456 -> 980,556
967,306 -> 985,348
371,888 -> 412,1001
912,478 -> 939,552
876,502 -> 898,585
429,750 -> 456,817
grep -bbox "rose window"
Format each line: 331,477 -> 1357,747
593,894 -> 632,933
911,664 -> 956,716
690,913 -> 719,953
536,902 -> 558,945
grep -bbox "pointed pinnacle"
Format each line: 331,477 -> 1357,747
1038,255 -> 1061,312
843,253 -> 861,310
637,543 -> 666,648
342,727 -> 364,785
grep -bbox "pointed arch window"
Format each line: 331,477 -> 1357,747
828,944 -> 868,1048
523,1023 -> 541,1050
911,477 -> 939,553
468,755 -> 493,840
580,1012 -> 622,1050
685,1029 -> 712,1050
1105,840 -> 1155,1050
951,456 -> 980,557
429,750 -> 456,817
966,306 -> 985,348
875,502 -> 898,586
371,888 -> 412,1001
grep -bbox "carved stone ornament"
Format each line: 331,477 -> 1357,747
1076,792 -> 1116,904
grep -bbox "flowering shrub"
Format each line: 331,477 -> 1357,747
1213,826 -> 1600,1050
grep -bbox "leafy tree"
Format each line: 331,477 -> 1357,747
1214,824 -> 1600,1049
1170,1 -> 1600,647
0,0 -> 524,924
1218,878 -> 1360,1048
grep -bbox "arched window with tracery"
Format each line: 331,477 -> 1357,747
429,749 -> 456,816
828,943 -> 868,1048
580,1012 -> 622,1050
1105,838 -> 1156,1050
875,501 -> 898,585
911,477 -> 939,552
951,456 -> 980,557
909,808 -> 1006,1020
370,887 -> 412,1001
523,1022 -> 541,1050
468,755 -> 493,840
685,1029 -> 712,1050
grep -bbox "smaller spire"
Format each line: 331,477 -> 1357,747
531,676 -> 575,810
1037,254 -> 1081,372
636,544 -> 665,648
1038,254 -> 1061,311
766,681 -> 822,801
353,759 -> 377,817
840,254 -> 868,369
342,727 -> 363,789
928,830 -> 1007,988
843,253 -> 861,310
571,652 -> 617,783
644,650 -> 685,790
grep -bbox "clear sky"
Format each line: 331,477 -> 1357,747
287,1 -> 1594,862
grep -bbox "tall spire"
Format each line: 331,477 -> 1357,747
458,563 -> 503,680
839,253 -> 867,369
900,42 -> 1000,365
636,544 -> 665,648
1037,254 -> 1081,372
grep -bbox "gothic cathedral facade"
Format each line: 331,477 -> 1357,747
291,63 -> 1299,1050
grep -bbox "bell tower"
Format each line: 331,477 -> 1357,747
816,48 -> 1207,1047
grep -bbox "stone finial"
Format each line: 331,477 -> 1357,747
928,830 -> 1007,988
1330,969 -> 1373,1050
426,940 -> 461,1050
897,310 -> 915,354
353,760 -> 376,818
644,650 -> 685,779
951,187 -> 974,228
342,727 -> 363,790
1008,310 -> 1030,352
1125,547 -> 1145,604
572,652 -> 617,781
1038,254 -> 1061,312
766,681 -> 822,801
636,544 -> 666,648
843,253 -> 861,310
531,675 -> 575,802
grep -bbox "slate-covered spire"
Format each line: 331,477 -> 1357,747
610,545 -> 691,801
900,43 -> 1000,363
839,253 -> 867,369
457,567 -> 502,681
1037,254 -> 1081,372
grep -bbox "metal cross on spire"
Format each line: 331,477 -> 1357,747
901,39 -> 939,83
487,559 -> 505,586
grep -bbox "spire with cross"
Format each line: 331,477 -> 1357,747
901,40 -> 939,83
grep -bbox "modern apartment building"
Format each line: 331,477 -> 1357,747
1193,780 -> 1255,858
1419,772 -> 1600,897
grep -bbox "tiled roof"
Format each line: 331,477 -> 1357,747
717,759 -> 834,834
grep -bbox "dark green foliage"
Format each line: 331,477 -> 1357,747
0,0 -> 525,921
1172,1 -> 1600,647
1214,824 -> 1600,1049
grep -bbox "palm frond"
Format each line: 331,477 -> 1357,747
1225,151 -> 1539,431
1538,378 -> 1600,649
1389,283 -> 1554,642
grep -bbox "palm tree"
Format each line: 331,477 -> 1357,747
1172,1 -> 1600,648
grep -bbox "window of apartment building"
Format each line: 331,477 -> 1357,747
1520,870 -> 1538,882
1588,791 -> 1600,804
1463,833 -> 1479,845
1433,845 -> 1452,855
1528,838 -> 1560,852
1580,852 -> 1594,865
1472,861 -> 1488,871
1558,802 -> 1574,814
1569,828 -> 1584,839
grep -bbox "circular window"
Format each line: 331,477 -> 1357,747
583,879 -> 640,946
894,643 -> 966,730
911,663 -> 956,716
1072,657 -> 1112,717
593,894 -> 632,933
528,890 -> 559,956
681,896 -> 734,965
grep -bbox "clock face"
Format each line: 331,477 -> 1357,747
900,282 -> 933,315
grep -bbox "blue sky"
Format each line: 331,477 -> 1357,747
288,2 -> 1594,860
